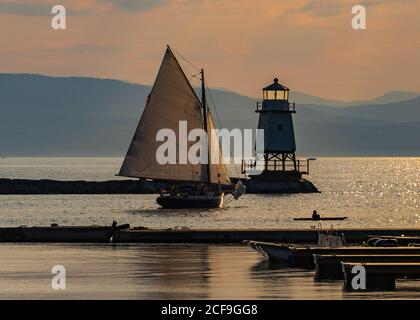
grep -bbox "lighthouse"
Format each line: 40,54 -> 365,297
241,78 -> 318,193
257,78 -> 299,178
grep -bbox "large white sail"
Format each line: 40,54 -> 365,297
119,47 -> 204,182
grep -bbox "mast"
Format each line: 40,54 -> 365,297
201,68 -> 211,185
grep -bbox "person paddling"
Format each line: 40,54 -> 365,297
312,210 -> 321,220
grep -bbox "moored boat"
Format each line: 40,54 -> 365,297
247,240 -> 420,268
246,240 -> 293,262
156,193 -> 224,209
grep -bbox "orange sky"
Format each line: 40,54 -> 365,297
0,0 -> 419,101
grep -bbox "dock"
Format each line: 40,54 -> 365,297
248,242 -> 420,269
0,222 -> 130,243
113,227 -> 420,244
291,246 -> 420,268
2,224 -> 420,292
0,226 -> 419,243
314,254 -> 420,280
247,240 -> 420,291
342,262 -> 420,291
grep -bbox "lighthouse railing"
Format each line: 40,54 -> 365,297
241,158 -> 309,175
255,101 -> 296,112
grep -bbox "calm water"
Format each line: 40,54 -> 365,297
2,243 -> 420,300
0,157 -> 419,299
0,157 -> 418,228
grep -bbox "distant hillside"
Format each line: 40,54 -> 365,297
289,91 -> 345,106
347,91 -> 420,106
0,73 -> 419,156
293,107 -> 420,156
305,97 -> 420,122
222,101 -> 420,157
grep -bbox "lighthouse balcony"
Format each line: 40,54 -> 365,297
256,101 -> 296,113
241,156 -> 311,181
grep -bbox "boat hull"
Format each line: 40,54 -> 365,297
156,194 -> 224,209
247,240 -> 292,263
248,241 -> 420,268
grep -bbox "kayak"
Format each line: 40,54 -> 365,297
293,217 -> 348,221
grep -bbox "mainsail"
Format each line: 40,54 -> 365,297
119,46 -> 231,186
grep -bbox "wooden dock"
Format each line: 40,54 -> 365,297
113,227 -> 420,244
0,226 -> 419,243
0,226 -> 115,243
246,240 -> 420,269
342,262 -> 420,291
0,222 -> 129,243
291,247 -> 420,268
247,239 -> 420,291
314,254 -> 420,280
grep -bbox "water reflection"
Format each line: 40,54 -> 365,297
130,244 -> 210,299
2,243 -> 420,299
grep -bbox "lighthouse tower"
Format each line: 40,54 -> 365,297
241,77 -> 317,187
257,78 -> 299,179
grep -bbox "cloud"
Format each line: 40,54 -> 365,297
102,0 -> 169,12
0,1 -> 95,16
0,2 -> 50,16
297,0 -> 346,17
38,43 -> 128,54
296,0 -> 414,17
0,0 -> 414,17
0,0 -> 170,16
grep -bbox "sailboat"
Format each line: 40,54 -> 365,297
118,46 -> 244,209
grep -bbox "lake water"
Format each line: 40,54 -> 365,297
2,243 -> 420,300
0,157 -> 418,229
0,157 -> 419,299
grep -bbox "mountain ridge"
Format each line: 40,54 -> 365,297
0,73 -> 419,156
3,72 -> 418,106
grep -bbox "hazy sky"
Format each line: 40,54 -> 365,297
0,0 -> 419,101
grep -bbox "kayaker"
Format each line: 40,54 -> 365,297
312,210 -> 320,220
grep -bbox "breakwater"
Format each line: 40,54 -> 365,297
0,178 -> 318,194
0,178 -> 164,194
